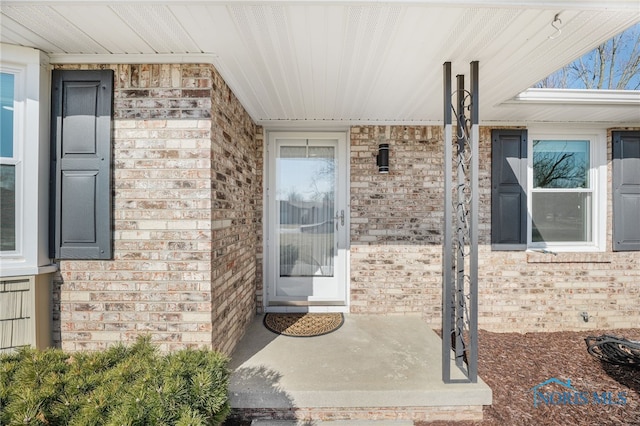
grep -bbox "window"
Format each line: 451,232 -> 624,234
531,140 -> 592,244
491,129 -> 606,252
1,44 -> 54,277
1,70 -> 21,254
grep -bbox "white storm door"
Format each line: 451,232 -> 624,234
267,132 -> 348,306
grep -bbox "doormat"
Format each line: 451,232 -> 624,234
263,313 -> 344,337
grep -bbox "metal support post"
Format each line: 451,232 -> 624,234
442,62 -> 453,383
468,61 -> 479,382
442,61 -> 479,384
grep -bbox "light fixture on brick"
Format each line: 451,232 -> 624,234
377,143 -> 389,173
376,126 -> 391,173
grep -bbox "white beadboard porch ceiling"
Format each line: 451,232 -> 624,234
2,1 -> 640,126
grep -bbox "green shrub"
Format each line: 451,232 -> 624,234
0,336 -> 230,425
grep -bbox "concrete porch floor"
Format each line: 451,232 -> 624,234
227,315 -> 492,422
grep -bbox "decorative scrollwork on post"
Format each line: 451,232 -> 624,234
442,61 -> 479,384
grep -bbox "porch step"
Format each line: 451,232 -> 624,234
229,315 -> 492,423
252,421 -> 414,426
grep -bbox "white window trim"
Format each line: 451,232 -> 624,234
527,127 -> 607,253
1,63 -> 26,261
0,44 -> 54,277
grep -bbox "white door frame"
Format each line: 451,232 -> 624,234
263,131 -> 350,313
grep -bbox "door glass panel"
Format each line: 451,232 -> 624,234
278,145 -> 335,278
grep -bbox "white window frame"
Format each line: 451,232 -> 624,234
1,65 -> 26,259
527,128 -> 606,252
0,44 -> 54,277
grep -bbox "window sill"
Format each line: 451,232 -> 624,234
0,264 -> 58,278
526,251 -> 611,264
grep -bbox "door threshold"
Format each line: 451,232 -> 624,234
264,306 -> 349,313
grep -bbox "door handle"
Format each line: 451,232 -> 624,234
335,210 -> 344,230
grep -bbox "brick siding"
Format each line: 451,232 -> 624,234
350,125 -> 640,332
50,66 -> 638,352
52,64 -> 261,353
350,126 -> 442,315
231,405 -> 483,422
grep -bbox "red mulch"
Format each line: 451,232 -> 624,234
420,329 -> 640,426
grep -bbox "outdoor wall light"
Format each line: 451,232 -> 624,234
377,143 -> 389,173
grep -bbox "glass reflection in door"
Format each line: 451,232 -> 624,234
277,145 -> 335,279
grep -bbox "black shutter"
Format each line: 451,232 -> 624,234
50,70 -> 113,259
613,131 -> 640,252
491,129 -> 527,249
